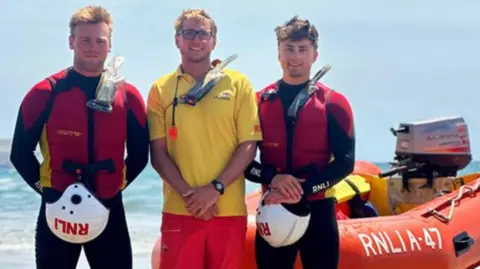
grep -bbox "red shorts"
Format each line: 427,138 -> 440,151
158,213 -> 247,269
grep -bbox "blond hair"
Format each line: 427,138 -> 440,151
174,8 -> 217,36
69,5 -> 113,36
275,16 -> 319,49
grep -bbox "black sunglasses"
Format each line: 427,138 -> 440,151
177,29 -> 214,40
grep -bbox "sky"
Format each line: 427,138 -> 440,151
1,0 -> 479,162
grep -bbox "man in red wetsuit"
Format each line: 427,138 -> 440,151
244,16 -> 355,269
10,5 -> 149,269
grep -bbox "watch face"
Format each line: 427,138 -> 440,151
215,183 -> 223,190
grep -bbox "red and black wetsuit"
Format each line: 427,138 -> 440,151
10,68 -> 149,269
245,79 -> 355,269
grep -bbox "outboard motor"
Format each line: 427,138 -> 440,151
380,116 -> 472,192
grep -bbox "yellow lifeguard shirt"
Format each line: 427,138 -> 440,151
147,65 -> 262,217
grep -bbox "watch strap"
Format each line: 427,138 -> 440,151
212,179 -> 225,195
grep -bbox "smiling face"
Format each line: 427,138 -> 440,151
274,16 -> 320,83
175,19 -> 216,63
69,22 -> 111,74
278,38 -> 318,79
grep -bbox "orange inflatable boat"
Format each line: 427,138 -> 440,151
152,117 -> 480,269
151,160 -> 480,269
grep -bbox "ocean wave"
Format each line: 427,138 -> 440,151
0,177 -> 16,191
0,242 -> 34,251
0,212 -> 161,255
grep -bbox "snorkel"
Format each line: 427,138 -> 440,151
87,56 -> 126,113
287,64 -> 332,121
178,54 -> 238,106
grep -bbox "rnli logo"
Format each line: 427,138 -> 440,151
214,90 -> 233,101
250,167 -> 261,177
57,129 -> 82,137
253,124 -> 261,133
312,181 -> 330,193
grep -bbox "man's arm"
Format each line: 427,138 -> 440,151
10,81 -> 53,195
147,83 -> 192,196
150,138 -> 192,195
216,141 -> 257,186
244,160 -> 277,184
123,84 -> 150,187
301,90 -> 355,196
215,78 -> 263,187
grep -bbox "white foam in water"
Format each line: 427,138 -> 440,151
0,177 -> 16,191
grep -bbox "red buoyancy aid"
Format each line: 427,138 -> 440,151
257,81 -> 333,199
41,69 -> 129,199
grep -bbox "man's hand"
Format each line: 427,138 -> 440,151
196,204 -> 218,221
181,189 -> 197,216
270,174 -> 305,201
264,189 -> 301,205
184,184 -> 220,217
183,189 -> 218,220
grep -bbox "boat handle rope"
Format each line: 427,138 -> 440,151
426,180 -> 480,223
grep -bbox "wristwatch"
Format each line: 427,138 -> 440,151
212,179 -> 225,195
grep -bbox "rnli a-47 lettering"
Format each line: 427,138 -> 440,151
357,227 -> 443,257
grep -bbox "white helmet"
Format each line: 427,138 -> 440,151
45,183 -> 110,244
255,191 -> 311,248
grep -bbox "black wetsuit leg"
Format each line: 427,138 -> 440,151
298,198 -> 340,269
35,199 -> 82,269
255,230 -> 299,269
35,192 -> 132,269
83,193 -> 133,269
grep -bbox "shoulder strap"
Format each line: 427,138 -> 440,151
39,71 -> 70,127
257,84 -> 278,115
39,78 -> 59,126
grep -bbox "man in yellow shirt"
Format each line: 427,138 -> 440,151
147,8 -> 262,269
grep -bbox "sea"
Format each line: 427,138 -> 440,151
1,161 -> 480,269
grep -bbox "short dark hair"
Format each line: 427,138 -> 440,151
274,16 -> 319,49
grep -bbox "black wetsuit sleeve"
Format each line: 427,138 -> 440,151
301,91 -> 355,196
244,160 -> 277,184
124,84 -> 150,187
10,82 -> 53,195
